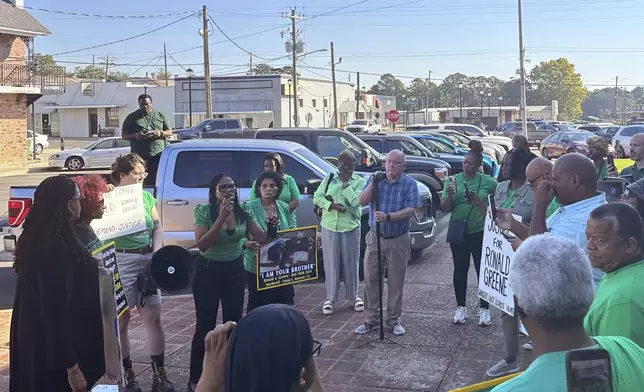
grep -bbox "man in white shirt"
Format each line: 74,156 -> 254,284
496,153 -> 607,288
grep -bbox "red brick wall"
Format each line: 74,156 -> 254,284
0,33 -> 26,63
0,94 -> 28,169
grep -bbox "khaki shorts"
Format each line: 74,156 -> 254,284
117,252 -> 162,309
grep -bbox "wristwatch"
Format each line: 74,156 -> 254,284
386,213 -> 391,221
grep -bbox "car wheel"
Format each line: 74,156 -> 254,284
35,143 -> 44,155
542,148 -> 550,160
65,156 -> 84,171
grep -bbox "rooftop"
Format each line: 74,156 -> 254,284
0,3 -> 50,36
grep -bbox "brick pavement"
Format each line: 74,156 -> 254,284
0,233 -> 534,392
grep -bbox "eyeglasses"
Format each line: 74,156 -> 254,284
312,340 -> 322,357
218,184 -> 236,191
131,171 -> 148,179
526,174 -> 544,187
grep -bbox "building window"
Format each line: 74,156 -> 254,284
312,99 -> 317,108
323,99 -> 328,108
299,99 -> 303,108
105,108 -> 119,128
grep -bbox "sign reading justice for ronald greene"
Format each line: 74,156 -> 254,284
478,209 -> 516,316
91,183 -> 146,241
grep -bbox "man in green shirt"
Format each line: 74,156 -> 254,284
122,94 -> 172,185
585,203 -> 644,348
492,234 -> 644,392
620,133 -> 644,182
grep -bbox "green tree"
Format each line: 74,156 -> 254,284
529,58 -> 587,119
33,53 -> 60,77
632,87 -> 644,103
107,71 -> 129,82
252,63 -> 274,75
368,73 -> 406,97
407,78 -> 437,108
151,67 -> 172,80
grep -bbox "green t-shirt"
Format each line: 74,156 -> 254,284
491,336 -> 644,391
121,109 -> 171,158
596,161 -> 609,183
249,173 -> 300,205
113,190 -> 156,250
584,260 -> 644,348
620,163 -> 644,182
500,188 -> 517,209
442,172 -> 498,234
546,198 -> 560,219
242,199 -> 296,274
193,203 -> 253,262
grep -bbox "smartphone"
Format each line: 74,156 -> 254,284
488,194 -> 497,221
607,154 -> 615,168
566,348 -> 613,392
267,224 -> 278,239
501,232 -> 516,241
463,182 -> 470,201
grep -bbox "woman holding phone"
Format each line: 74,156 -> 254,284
441,140 -> 498,327
188,173 -> 269,392
242,171 -> 297,312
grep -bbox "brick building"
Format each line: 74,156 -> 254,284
0,0 -> 56,170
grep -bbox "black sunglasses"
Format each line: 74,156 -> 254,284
312,340 -> 322,357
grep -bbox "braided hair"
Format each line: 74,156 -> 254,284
14,175 -> 94,273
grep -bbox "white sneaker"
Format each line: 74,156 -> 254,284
453,306 -> 467,324
478,308 -> 492,327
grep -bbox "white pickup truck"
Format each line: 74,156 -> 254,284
4,139 -> 437,275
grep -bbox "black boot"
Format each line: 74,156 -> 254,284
151,362 -> 175,392
124,367 -> 143,392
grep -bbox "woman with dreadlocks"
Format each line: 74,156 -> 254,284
10,175 -> 105,392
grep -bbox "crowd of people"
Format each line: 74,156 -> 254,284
8,92 -> 644,392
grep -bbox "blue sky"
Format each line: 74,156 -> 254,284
28,0 -> 644,91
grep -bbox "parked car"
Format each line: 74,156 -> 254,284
47,137 -> 130,170
344,119 -> 380,133
406,123 -> 513,151
500,121 -> 553,146
27,130 -> 49,155
404,133 -> 499,178
3,139 -> 437,272
613,124 -> 644,158
172,118 -> 247,140
596,126 -> 621,142
432,129 -> 505,163
549,121 -> 577,131
539,131 -> 616,160
254,127 -> 449,213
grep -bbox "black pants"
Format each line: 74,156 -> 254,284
246,271 -> 295,313
189,256 -> 245,383
449,231 -> 489,309
143,154 -> 160,186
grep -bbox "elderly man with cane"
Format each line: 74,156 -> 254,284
353,150 -> 420,336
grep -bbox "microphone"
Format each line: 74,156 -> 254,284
373,171 -> 386,183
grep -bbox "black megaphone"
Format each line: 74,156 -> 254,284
150,245 -> 196,294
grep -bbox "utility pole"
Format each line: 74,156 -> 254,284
163,43 -> 169,85
92,54 -> 95,80
614,76 -> 618,119
281,8 -> 303,126
249,53 -> 253,75
622,87 -> 626,125
426,70 -> 431,123
517,0 -> 528,137
202,5 -> 213,119
330,42 -> 338,128
104,55 -> 109,81
355,72 -> 360,120
144,72 -> 148,94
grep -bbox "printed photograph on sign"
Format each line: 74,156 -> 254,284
478,204 -> 518,316
256,226 -> 318,291
91,183 -> 146,241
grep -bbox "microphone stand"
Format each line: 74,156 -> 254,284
358,174 -> 405,348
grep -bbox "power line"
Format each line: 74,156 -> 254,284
17,5 -> 197,19
170,24 -> 288,56
302,0 -> 371,21
50,13 -> 196,56
167,53 -> 187,71
207,15 -> 286,62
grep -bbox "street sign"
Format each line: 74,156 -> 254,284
387,110 -> 400,123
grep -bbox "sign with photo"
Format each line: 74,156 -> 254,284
478,209 -> 517,316
91,183 -> 146,241
92,241 -> 128,318
256,226 -> 318,291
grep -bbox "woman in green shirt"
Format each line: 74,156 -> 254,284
441,141 -> 498,327
243,171 -> 297,312
487,148 -> 534,378
110,153 -> 173,392
188,173 -> 268,391
587,136 -> 616,183
249,152 -> 301,213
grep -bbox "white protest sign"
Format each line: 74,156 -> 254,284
478,208 -> 519,316
91,183 -> 146,241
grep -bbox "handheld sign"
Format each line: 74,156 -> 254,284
256,226 -> 318,291
96,267 -> 125,390
478,208 -> 517,316
91,183 -> 146,241
92,241 -> 128,318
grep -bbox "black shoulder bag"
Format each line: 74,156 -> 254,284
446,175 -> 483,244
314,173 -> 335,218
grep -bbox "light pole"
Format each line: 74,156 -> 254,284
287,78 -> 293,127
458,83 -> 463,121
480,90 -> 485,127
487,92 -> 492,119
498,96 -> 503,126
186,68 -> 194,127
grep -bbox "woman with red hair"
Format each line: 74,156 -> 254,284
71,174 -> 111,252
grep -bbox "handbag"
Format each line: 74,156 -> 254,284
314,173 -> 335,218
446,175 -> 482,244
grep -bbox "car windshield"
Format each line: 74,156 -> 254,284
294,147 -> 338,173
83,140 -> 101,149
417,138 -> 450,153
445,132 -> 471,145
193,119 -> 211,129
352,120 -> 367,125
567,133 -> 593,142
